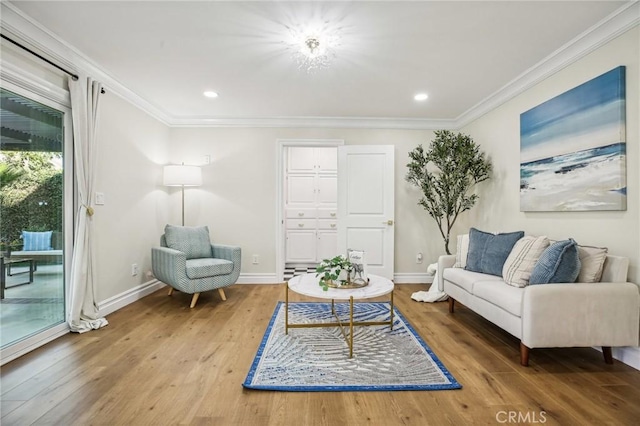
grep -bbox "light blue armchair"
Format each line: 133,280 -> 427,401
152,225 -> 241,308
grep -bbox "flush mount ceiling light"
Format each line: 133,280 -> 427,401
203,91 -> 219,98
286,26 -> 341,73
414,93 -> 429,101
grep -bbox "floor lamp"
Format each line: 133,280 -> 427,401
163,164 -> 202,226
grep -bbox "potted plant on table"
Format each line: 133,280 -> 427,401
315,255 -> 353,291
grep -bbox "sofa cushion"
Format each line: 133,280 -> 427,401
473,281 -> 524,317
530,239 -> 581,284
502,236 -> 550,288
577,245 -> 608,283
185,258 -> 233,279
164,225 -> 212,260
22,230 -> 53,251
443,268 -> 504,294
453,234 -> 470,268
465,228 -> 525,276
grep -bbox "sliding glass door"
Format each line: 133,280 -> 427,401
0,87 -> 68,350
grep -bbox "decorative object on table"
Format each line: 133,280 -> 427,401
520,66 -> 626,212
243,301 -> 461,391
163,164 -> 202,226
347,249 -> 368,285
315,255 -> 352,290
406,130 -> 492,255
151,224 -> 241,308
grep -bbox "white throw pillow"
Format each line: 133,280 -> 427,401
502,236 -> 550,287
453,234 -> 469,268
577,245 -> 608,283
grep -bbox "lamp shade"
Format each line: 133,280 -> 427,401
163,165 -> 202,187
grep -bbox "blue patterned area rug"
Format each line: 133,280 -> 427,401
243,301 -> 461,392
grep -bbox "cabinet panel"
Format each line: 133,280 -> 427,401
286,219 -> 316,230
317,230 -> 338,261
317,219 -> 337,230
287,175 -> 315,205
286,230 -> 317,262
317,175 -> 337,205
287,147 -> 316,173
316,147 -> 337,173
317,209 -> 337,219
285,208 -> 317,219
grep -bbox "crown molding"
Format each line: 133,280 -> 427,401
2,1 -> 638,130
169,116 -> 456,130
455,1 -> 640,129
0,1 -> 173,126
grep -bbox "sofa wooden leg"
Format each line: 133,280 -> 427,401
520,342 -> 530,366
218,288 -> 227,301
602,346 -> 614,364
167,287 -> 174,296
448,298 -> 455,313
190,293 -> 200,308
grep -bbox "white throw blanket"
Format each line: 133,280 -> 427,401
411,263 -> 448,303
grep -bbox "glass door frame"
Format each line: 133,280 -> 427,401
0,71 -> 74,365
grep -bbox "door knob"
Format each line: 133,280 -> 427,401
383,220 -> 394,225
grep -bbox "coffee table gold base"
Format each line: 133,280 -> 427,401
284,284 -> 394,358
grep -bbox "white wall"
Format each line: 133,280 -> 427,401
168,127 -> 447,278
460,27 -> 640,284
93,93 -> 171,300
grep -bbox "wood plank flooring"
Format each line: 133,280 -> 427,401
2,283 -> 639,425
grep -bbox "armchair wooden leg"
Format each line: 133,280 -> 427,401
520,342 -> 530,366
603,346 -> 614,364
218,288 -> 227,301
190,293 -> 200,308
167,287 -> 174,296
448,298 -> 455,313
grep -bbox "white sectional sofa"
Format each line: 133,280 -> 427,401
438,253 -> 640,366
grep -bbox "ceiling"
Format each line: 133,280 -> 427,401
5,1 -> 631,125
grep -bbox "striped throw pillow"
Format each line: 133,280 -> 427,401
453,234 -> 469,268
502,236 -> 550,287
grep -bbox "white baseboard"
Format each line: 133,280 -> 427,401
393,273 -> 434,284
612,346 -> 640,371
98,279 -> 166,317
236,273 -> 280,284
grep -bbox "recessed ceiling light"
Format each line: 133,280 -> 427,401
414,93 -> 429,101
203,91 -> 219,98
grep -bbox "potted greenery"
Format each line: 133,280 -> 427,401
406,130 -> 492,255
315,255 -> 353,291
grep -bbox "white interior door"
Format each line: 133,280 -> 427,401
337,145 -> 394,279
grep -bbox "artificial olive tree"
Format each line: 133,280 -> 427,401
406,130 -> 492,255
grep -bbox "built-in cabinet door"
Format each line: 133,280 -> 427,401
316,147 -> 338,173
317,230 -> 338,261
285,230 -> 317,262
287,147 -> 317,173
287,175 -> 316,205
317,175 -> 337,206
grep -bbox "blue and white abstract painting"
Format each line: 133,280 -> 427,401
520,66 -> 626,211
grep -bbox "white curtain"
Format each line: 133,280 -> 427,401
68,76 -> 108,333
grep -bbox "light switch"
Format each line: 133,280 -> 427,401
95,192 -> 105,205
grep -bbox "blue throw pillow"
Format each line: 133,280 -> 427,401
22,231 -> 53,251
164,225 -> 212,260
529,239 -> 581,284
465,228 -> 525,276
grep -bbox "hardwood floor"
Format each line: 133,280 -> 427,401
2,283 -> 639,425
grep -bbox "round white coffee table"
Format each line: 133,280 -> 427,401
285,273 -> 395,358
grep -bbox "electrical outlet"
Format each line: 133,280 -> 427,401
416,253 -> 423,264
203,155 -> 211,165
131,263 -> 139,276
252,255 -> 259,265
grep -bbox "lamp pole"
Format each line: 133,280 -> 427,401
181,185 -> 185,226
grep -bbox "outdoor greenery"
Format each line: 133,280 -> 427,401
0,151 -> 63,251
315,255 -> 353,291
406,130 -> 492,255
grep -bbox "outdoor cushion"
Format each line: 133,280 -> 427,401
22,230 -> 53,251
